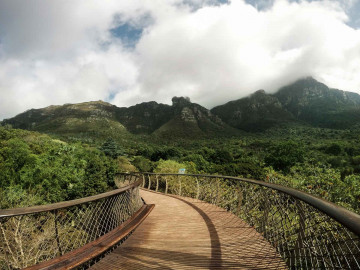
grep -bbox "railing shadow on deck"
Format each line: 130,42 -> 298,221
123,172 -> 360,270
0,175 -> 153,270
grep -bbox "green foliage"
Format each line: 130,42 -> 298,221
132,156 -> 152,172
0,127 -> 117,207
116,156 -> 136,173
326,143 -> 343,155
181,154 -> 211,173
100,138 -> 123,159
2,119 -> 360,214
154,160 -> 195,174
265,141 -> 304,173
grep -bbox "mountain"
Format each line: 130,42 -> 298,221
1,101 -> 128,139
211,77 -> 360,131
3,77 -> 360,136
115,102 -> 173,134
153,97 -> 236,138
274,77 -> 360,128
2,97 -> 235,139
211,89 -> 294,132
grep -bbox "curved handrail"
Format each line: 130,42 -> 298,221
0,179 -> 142,218
0,175 -> 145,269
131,172 -> 360,236
24,204 -> 154,270
125,172 -> 360,269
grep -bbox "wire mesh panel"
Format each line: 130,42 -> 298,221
0,177 -> 143,269
136,173 -> 360,270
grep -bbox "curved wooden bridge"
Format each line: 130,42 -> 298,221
1,173 -> 360,270
90,190 -> 285,269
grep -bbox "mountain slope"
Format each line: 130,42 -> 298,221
211,77 -> 360,131
2,101 -> 128,139
3,77 -> 360,136
115,102 -> 173,134
274,77 -> 360,128
211,90 -> 294,131
2,97 -> 237,139
153,97 -> 237,138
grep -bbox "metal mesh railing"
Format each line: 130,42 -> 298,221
135,173 -> 360,270
0,175 -> 143,269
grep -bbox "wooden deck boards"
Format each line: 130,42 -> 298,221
90,190 -> 286,269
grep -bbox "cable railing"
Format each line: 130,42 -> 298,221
130,172 -> 360,270
0,174 -> 147,270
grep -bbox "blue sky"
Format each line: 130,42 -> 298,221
0,0 -> 360,119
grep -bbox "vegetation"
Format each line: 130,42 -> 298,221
0,126 -> 118,208
1,122 -> 360,215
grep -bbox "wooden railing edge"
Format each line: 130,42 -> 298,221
24,203 -> 155,270
0,179 -> 142,218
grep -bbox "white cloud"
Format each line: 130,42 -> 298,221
1,0 -> 360,119
115,0 -> 360,108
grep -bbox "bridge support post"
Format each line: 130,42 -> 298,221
196,177 -> 200,200
260,188 -> 270,236
236,186 -> 243,216
165,177 -> 168,194
216,178 -> 220,206
155,175 -> 159,192
147,175 -> 151,190
54,210 -> 63,256
294,199 -> 305,264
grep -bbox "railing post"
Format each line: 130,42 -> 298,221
142,174 -> 145,188
216,178 -> 220,206
147,174 -> 151,190
236,186 -> 243,216
196,177 -> 200,200
54,210 -> 63,256
260,188 -> 270,235
178,175 -> 182,196
165,177 -> 168,194
155,175 -> 159,192
0,217 -> 13,270
294,199 -> 305,262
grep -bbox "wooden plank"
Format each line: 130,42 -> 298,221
24,204 -> 154,270
90,190 -> 286,270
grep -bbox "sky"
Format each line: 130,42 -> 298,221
0,0 -> 360,120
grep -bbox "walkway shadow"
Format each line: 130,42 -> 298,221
168,195 -> 222,269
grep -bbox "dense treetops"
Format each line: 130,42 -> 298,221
1,123 -> 360,214
0,126 -> 117,208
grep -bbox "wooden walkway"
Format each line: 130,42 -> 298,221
90,190 -> 286,269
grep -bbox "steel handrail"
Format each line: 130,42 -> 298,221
0,179 -> 142,218
127,172 -> 360,236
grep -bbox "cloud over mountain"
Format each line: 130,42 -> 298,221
1,0 -> 360,119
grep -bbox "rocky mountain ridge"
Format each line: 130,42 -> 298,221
2,77 -> 360,136
212,77 -> 360,130
2,96 -> 234,138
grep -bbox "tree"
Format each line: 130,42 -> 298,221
265,141 -> 304,173
132,156 -> 152,172
326,143 -> 342,156
100,138 -> 123,159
